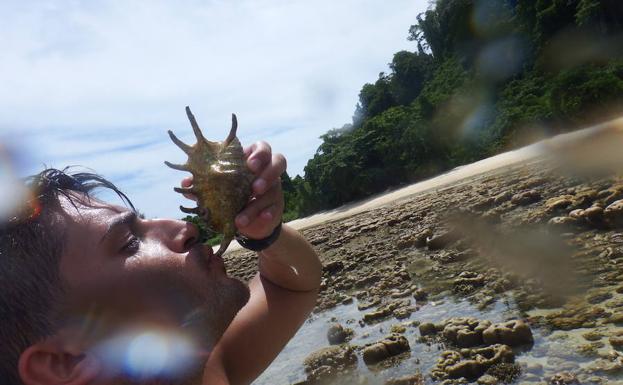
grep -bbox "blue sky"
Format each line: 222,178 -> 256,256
0,0 -> 428,218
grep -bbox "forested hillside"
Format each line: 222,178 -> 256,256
281,0 -> 623,221
185,0 -> 623,239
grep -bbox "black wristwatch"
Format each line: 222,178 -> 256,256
236,222 -> 282,252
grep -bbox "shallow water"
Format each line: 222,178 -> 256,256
229,156 -> 623,385
253,291 -> 607,384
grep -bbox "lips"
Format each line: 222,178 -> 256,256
187,244 -> 225,274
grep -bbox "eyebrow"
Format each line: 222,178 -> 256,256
99,211 -> 137,244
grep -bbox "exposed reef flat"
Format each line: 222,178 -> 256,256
225,123 -> 623,384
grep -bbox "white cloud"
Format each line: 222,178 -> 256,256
0,0 -> 429,218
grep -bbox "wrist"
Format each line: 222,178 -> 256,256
236,222 -> 282,252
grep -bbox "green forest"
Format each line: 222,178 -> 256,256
189,0 -> 623,241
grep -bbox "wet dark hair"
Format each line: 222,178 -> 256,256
0,167 -> 134,385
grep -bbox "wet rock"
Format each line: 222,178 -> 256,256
586,291 -> 613,304
391,288 -> 413,298
608,313 -> 623,324
391,324 -> 407,334
577,342 -> 603,357
547,216 -> 579,230
482,320 -> 534,347
583,331 -> 605,341
427,229 -> 461,250
354,274 -> 381,288
327,323 -> 353,345
548,372 -> 578,384
511,190 -> 542,206
476,374 -> 498,385
397,229 -> 432,250
493,191 -> 513,204
471,197 -> 496,212
605,200 -> 623,227
580,205 -> 605,225
519,177 -> 547,189
546,306 -> 608,330
414,229 -> 433,247
413,288 -> 428,301
610,335 -> 623,348
323,260 -> 344,275
545,196 -> 574,212
586,352 -> 623,374
363,308 -> 391,323
600,246 -> 623,260
303,345 -> 357,382
362,299 -> 410,324
442,317 -> 492,348
308,234 -> 328,246
419,322 -> 438,336
362,334 -> 410,365
384,373 -> 424,385
454,271 -> 486,294
358,297 -> 381,311
602,185 -> 623,206
431,345 -> 515,380
393,306 -> 416,320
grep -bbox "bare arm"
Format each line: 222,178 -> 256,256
257,224 -> 322,292
202,142 -> 321,385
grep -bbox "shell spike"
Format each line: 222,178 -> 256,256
214,235 -> 233,257
180,206 -> 201,214
174,186 -> 194,194
164,161 -> 189,171
223,113 -> 238,147
185,106 -> 206,142
167,130 -> 192,153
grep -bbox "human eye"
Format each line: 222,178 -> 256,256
121,235 -> 140,255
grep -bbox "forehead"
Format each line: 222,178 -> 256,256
58,192 -> 126,224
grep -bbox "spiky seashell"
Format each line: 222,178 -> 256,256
165,106 -> 254,257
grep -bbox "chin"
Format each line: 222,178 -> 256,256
180,275 -> 250,351
222,275 -> 251,319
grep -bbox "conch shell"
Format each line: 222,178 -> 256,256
165,107 -> 254,257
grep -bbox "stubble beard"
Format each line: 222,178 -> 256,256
184,274 -> 251,350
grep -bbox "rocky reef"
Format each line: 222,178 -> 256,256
225,157 -> 623,384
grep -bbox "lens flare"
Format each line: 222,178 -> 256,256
0,143 -> 32,224
93,326 -> 197,380
126,332 -> 169,377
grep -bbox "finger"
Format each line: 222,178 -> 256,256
246,141 -> 272,174
259,204 -> 277,222
236,182 -> 281,227
253,153 -> 287,195
181,176 -> 193,188
180,177 -> 197,201
243,143 -> 255,158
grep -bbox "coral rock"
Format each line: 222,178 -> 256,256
362,334 -> 410,365
482,320 -> 534,347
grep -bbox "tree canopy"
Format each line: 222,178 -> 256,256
186,0 -> 623,230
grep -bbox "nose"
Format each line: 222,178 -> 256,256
145,218 -> 200,253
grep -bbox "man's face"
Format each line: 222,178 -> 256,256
56,193 -> 249,381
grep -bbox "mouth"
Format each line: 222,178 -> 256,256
187,244 -> 225,273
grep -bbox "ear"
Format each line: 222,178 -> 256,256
18,340 -> 101,385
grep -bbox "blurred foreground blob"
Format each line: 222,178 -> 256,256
93,327 -> 198,380
544,117 -> 623,178
448,212 -> 578,301
65,271 -> 212,382
541,30 -> 623,72
0,142 -> 37,225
